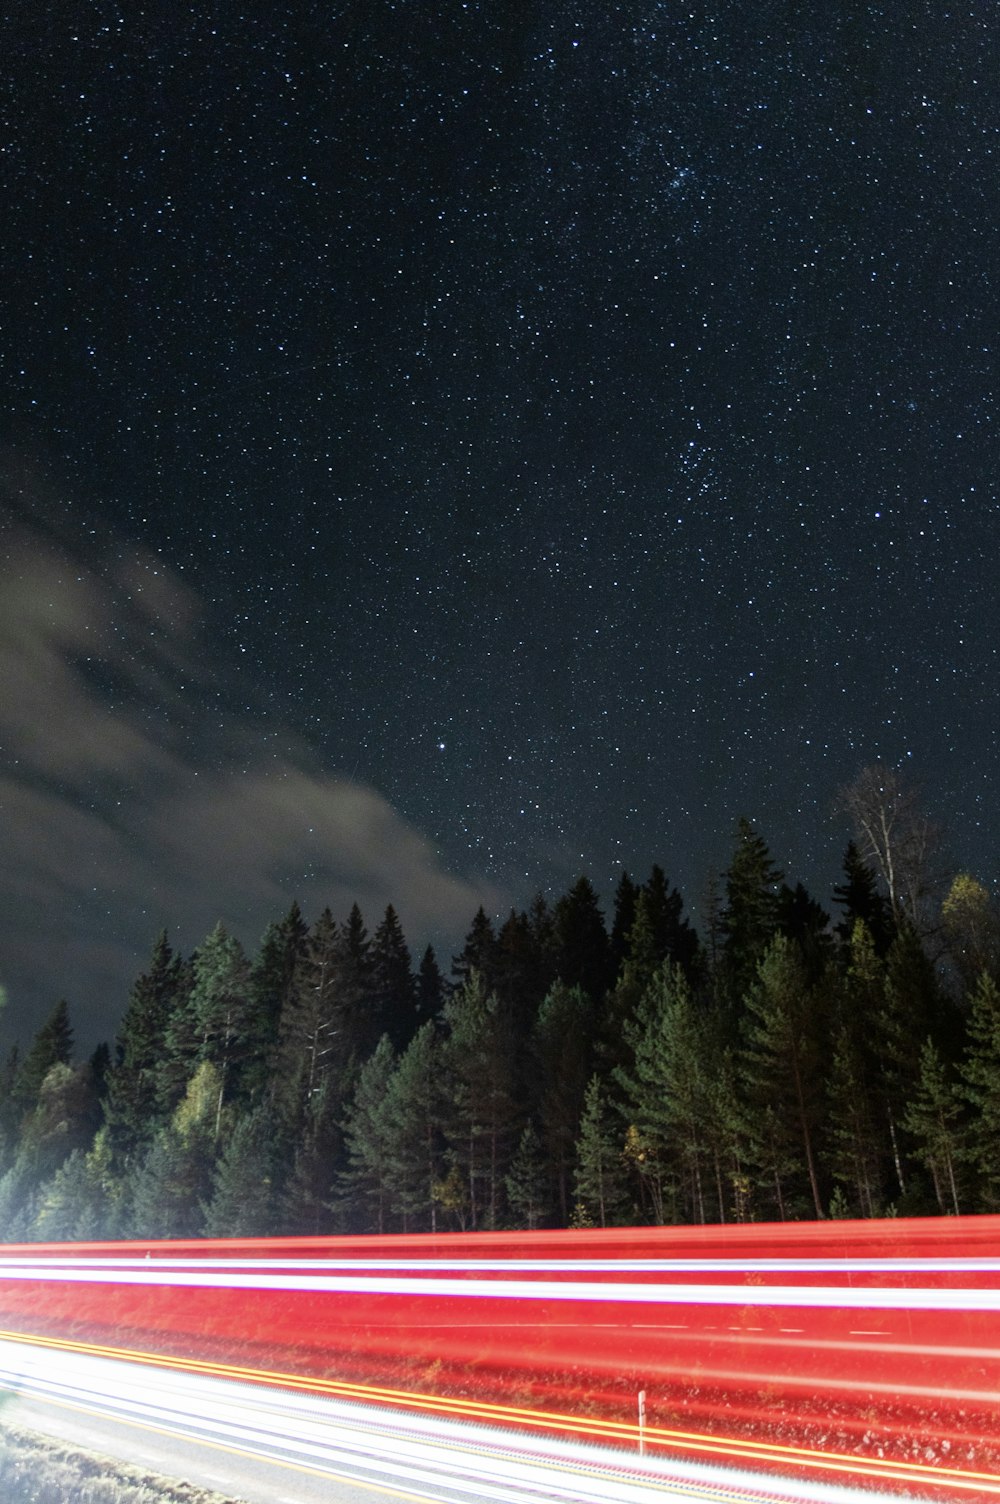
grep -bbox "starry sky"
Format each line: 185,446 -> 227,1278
1,1 -> 998,1049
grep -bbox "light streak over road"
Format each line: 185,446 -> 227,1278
1,1218 -> 999,1497
0,1336 -> 944,1504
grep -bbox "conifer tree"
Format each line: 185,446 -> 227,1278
370,904 -> 415,1049
644,866 -> 699,977
203,1106 -> 279,1236
572,1075 -> 627,1227
740,936 -> 827,1218
610,871 -> 640,978
451,906 -> 497,990
494,908 -> 549,1041
720,819 -> 783,1017
903,1039 -> 963,1215
339,1034 -> 397,1233
244,901 -> 308,1106
833,842 -> 895,954
14,999 -> 74,1119
105,931 -> 185,1170
129,1060 -> 224,1237
824,1014 -> 882,1218
619,964 -> 716,1223
273,906 -> 340,1142
529,982 -> 595,1222
505,1121 -> 548,1229
381,1020 -> 444,1230
554,877 -> 612,1001
416,945 -> 444,1021
441,972 -> 519,1229
959,972 -> 1000,1210
334,903 -> 376,1066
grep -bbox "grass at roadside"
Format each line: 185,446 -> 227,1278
0,1423 -> 248,1503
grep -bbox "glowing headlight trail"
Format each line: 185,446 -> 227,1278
0,1336 -> 939,1504
4,1257 -> 1000,1309
3,1218 -> 1000,1498
2,1329 -> 996,1500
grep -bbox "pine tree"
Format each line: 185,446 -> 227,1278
554,877 -> 612,1001
129,1060 -> 223,1237
494,908 -> 549,1041
273,907 -> 341,1143
610,871 -> 640,979
529,982 -> 595,1222
441,972 -> 519,1229
105,931 -> 185,1170
740,936 -> 827,1219
451,906 -> 497,990
833,842 -> 895,954
382,1021 -> 444,1230
618,964 -> 716,1224
644,866 -> 699,977
14,999 -> 74,1119
370,905 -> 415,1049
416,945 -> 445,1021
244,902 -> 308,1106
825,1020 -> 883,1218
903,1039 -> 963,1215
189,923 -> 253,1110
505,1121 -> 548,1229
959,972 -> 1000,1209
573,1076 -> 627,1228
720,819 -> 784,1016
339,1035 -> 397,1233
334,903 -> 376,1066
203,1106 -> 279,1236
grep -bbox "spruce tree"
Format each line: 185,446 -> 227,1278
370,904 -> 415,1049
381,1020 -> 444,1230
959,972 -> 1000,1209
644,866 -> 699,977
740,936 -> 827,1219
529,982 -> 595,1222
441,972 -> 519,1229
619,964 -> 715,1224
203,1106 -> 279,1236
610,871 -> 640,979
15,999 -> 74,1119
572,1075 -> 627,1228
416,945 -> 445,1021
505,1121 -> 548,1230
339,1034 -> 397,1233
903,1039 -> 963,1215
105,931 -> 185,1169
244,901 -> 308,1106
720,819 -> 783,1017
553,876 -> 612,1001
833,842 -> 895,954
451,906 -> 497,990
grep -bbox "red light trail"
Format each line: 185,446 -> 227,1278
1,1217 -> 999,1498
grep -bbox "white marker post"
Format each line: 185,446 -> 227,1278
637,1388 -> 646,1455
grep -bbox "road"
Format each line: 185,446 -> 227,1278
0,1335 -> 900,1504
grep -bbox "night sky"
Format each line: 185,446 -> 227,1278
2,2 -> 998,1050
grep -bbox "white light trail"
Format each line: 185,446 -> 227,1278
0,1337 -> 936,1504
1,1260 -> 999,1310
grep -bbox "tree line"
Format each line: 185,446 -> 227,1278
2,765 -> 999,1240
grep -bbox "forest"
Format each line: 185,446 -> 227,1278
1,765 -> 998,1240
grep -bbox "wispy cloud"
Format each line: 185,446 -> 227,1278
0,487 -> 502,1048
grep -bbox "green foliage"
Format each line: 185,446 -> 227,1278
572,1075 -> 628,1227
721,818 -> 784,1014
903,1038 -> 963,1215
